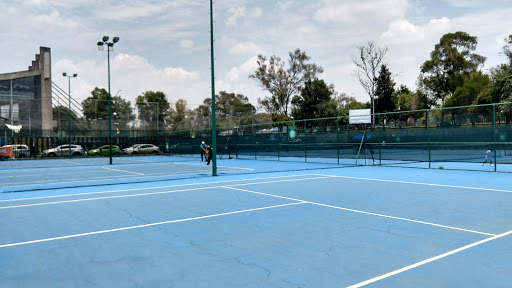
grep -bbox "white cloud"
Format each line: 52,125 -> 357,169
315,0 -> 409,23
53,53 -> 208,109
228,42 -> 266,57
380,17 -> 451,44
225,56 -> 258,82
180,39 -> 195,48
225,6 -> 246,28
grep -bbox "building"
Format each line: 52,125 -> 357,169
0,47 -> 53,136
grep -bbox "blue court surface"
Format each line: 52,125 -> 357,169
1,157 -> 512,287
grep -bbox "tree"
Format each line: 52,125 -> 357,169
352,41 -> 388,125
168,99 -> 189,130
420,31 -> 486,106
81,87 -> 134,130
135,91 -> 170,131
445,72 -> 491,108
374,64 -> 396,114
501,34 -> 512,65
291,78 -> 337,120
249,49 -> 323,116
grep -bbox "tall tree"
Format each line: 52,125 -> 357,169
445,71 -> 492,108
420,31 -> 486,106
168,99 -> 189,130
135,91 -> 170,131
291,78 -> 337,120
352,41 -> 388,124
81,87 -> 134,129
249,49 -> 323,116
374,64 -> 396,114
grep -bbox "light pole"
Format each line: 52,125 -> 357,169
97,36 -> 119,165
62,72 -> 77,159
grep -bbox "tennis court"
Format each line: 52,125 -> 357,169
1,157 -> 512,287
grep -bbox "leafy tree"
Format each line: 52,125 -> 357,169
195,91 -> 255,128
291,78 -> 337,120
81,87 -> 134,129
352,41 -> 388,124
168,98 -> 189,130
249,49 -> 323,116
445,72 -> 491,108
136,91 -> 170,131
374,64 -> 396,114
420,31 -> 486,106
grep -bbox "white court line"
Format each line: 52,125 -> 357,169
2,168 -> 242,188
0,174 -> 320,203
172,162 -> 254,170
101,167 -> 145,175
0,202 -> 305,248
224,186 -> 496,236
2,164 -> 253,187
323,175 -> 512,194
346,229 -> 512,288
0,176 -> 332,209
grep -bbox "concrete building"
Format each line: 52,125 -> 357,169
0,47 -> 53,136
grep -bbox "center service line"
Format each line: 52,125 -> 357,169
101,167 -> 144,175
223,186 -> 496,236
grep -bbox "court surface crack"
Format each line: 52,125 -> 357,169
234,256 -> 271,279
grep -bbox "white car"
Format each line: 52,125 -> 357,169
42,144 -> 85,157
123,144 -> 161,155
1,144 -> 30,158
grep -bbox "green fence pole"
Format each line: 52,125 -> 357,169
304,119 -> 307,162
427,110 -> 431,169
278,122 -> 280,161
378,114 -> 381,165
337,117 -> 340,165
493,104 -> 497,172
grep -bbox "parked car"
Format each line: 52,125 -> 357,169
42,144 -> 85,157
1,144 -> 31,158
123,144 -> 161,155
88,145 -> 122,157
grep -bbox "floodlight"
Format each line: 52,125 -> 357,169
73,74 -> 78,77
113,37 -> 119,43
62,72 -> 67,76
102,36 -> 109,42
97,41 -> 104,51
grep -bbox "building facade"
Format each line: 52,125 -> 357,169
0,47 -> 53,136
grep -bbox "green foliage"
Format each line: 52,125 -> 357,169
291,78 -> 337,120
136,91 -> 170,130
420,31 -> 486,105
374,64 -> 396,113
250,49 -> 323,116
445,72 -> 492,108
81,87 -> 134,125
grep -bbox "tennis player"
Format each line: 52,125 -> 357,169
206,145 -> 213,165
200,141 -> 207,162
482,149 -> 493,166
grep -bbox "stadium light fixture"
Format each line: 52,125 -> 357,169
97,36 -> 120,165
62,72 -> 77,159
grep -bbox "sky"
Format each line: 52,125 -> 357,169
1,0 -> 511,112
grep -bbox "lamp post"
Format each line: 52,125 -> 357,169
62,72 -> 77,159
97,36 -> 119,165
